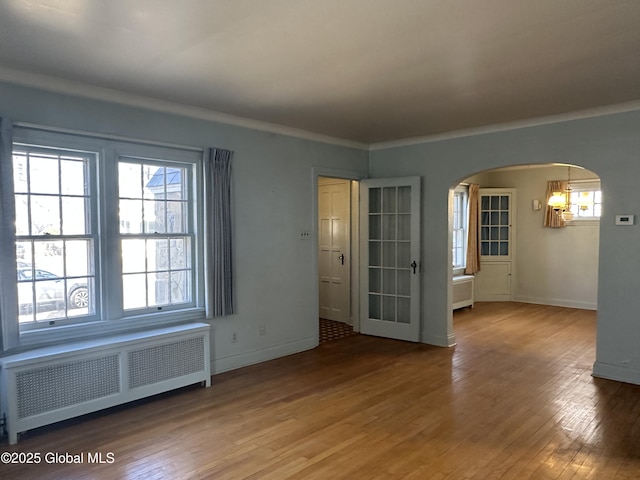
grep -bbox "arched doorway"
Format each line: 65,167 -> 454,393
449,162 -> 601,323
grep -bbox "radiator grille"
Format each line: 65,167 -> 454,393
16,355 -> 120,419
453,279 -> 473,304
128,337 -> 204,389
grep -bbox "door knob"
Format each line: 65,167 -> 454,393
410,261 -> 417,274
339,254 -> 345,265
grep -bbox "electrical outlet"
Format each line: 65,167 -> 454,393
300,230 -> 311,240
231,332 -> 238,343
259,325 -> 266,336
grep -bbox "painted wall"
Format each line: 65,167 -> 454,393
474,165 -> 599,310
369,110 -> 640,385
0,81 -> 369,373
2,78 -> 640,386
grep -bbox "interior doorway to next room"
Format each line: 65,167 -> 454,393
318,177 -> 351,323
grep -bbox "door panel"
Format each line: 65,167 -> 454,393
360,177 -> 421,342
475,262 -> 511,298
318,179 -> 351,322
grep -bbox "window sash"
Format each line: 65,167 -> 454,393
452,189 -> 468,269
13,144 -> 99,330
117,158 -> 197,315
120,234 -> 195,312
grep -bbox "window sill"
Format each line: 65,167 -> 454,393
16,308 -> 207,352
566,219 -> 600,226
452,267 -> 466,277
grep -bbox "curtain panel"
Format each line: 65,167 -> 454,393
0,118 -> 19,350
544,180 -> 567,228
464,183 -> 480,275
204,148 -> 235,317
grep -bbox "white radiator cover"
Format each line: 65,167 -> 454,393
452,275 -> 475,310
0,323 -> 210,444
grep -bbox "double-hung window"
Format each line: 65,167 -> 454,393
452,186 -> 469,273
7,127 -> 204,343
568,180 -> 602,221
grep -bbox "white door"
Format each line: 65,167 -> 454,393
360,177 -> 421,342
318,178 -> 351,323
475,188 -> 516,301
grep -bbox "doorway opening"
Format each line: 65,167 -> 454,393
314,173 -> 361,345
449,163 -> 601,330
313,172 -> 423,345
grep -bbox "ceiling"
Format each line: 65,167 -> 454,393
1,0 -> 639,146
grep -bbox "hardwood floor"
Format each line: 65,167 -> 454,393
2,302 -> 640,479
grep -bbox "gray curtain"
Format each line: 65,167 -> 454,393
0,118 -> 19,350
204,148 -> 235,317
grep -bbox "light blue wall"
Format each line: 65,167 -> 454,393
0,81 -> 369,373
370,110 -> 640,384
3,79 -> 640,385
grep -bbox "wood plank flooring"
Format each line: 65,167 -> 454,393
2,302 -> 640,479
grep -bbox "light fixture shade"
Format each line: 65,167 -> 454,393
548,192 -> 566,210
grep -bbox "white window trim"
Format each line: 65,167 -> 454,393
452,185 -> 469,275
5,126 -> 206,350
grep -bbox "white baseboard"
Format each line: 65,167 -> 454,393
422,332 -> 456,347
592,361 -> 640,386
513,295 -> 597,311
475,294 -> 511,302
212,336 -> 318,374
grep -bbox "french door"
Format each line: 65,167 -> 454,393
360,177 -> 421,342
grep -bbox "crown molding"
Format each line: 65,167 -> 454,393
2,66 -> 639,153
369,100 -> 640,151
0,67 -> 369,151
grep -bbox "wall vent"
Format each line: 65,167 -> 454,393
0,323 -> 210,444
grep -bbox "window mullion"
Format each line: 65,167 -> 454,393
102,145 -> 123,321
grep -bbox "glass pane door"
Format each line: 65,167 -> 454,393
368,185 -> 412,324
480,193 -> 511,258
361,177 -> 420,342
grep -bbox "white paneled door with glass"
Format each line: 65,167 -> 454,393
360,177 -> 421,342
475,188 -> 516,301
